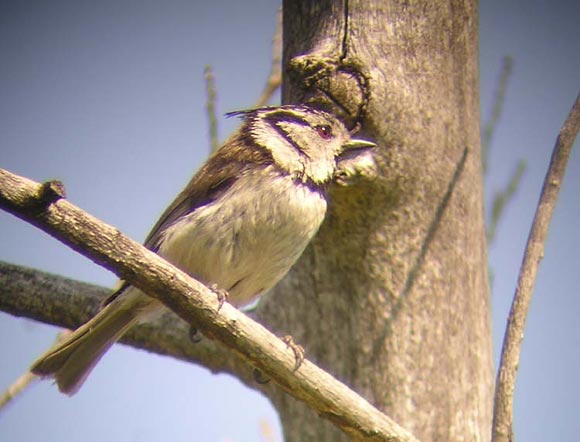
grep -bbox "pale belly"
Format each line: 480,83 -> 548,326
158,172 -> 327,306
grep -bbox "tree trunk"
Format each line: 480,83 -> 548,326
257,1 -> 494,440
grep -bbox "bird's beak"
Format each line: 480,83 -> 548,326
342,138 -> 376,151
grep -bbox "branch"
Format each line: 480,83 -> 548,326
0,168 -> 420,442
254,7 -> 282,107
482,56 -> 513,174
0,371 -> 37,413
487,159 -> 526,244
0,330 -> 69,415
204,65 -> 219,152
492,92 -> 580,442
0,260 -> 239,374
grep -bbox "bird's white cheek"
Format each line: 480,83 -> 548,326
254,124 -> 305,176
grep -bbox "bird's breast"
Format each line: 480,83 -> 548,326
158,168 -> 327,306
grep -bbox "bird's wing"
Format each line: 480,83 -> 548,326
102,129 -> 274,307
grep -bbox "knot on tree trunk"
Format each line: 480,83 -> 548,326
287,54 -> 371,130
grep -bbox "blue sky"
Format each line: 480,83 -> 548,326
1,1 -> 579,441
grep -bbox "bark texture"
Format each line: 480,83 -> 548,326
257,1 -> 494,440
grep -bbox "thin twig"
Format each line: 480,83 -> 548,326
482,56 -> 513,174
487,159 -> 526,244
254,7 -> 282,107
0,168 -> 420,442
483,57 -> 523,247
492,92 -> 580,442
204,65 -> 219,152
0,372 -> 36,413
0,330 -> 71,414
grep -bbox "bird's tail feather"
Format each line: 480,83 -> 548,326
31,298 -> 141,395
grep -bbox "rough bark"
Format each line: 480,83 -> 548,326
257,1 -> 494,441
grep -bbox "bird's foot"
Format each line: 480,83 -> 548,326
210,284 -> 229,312
282,335 -> 305,372
188,325 -> 203,343
253,368 -> 271,384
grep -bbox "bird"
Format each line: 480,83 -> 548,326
30,104 -> 376,395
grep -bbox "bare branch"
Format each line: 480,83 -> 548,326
487,159 -> 526,244
0,371 -> 37,413
204,65 -> 219,152
482,56 -> 513,174
0,260 -> 239,375
492,92 -> 580,442
0,168 -> 420,442
254,8 -> 282,107
0,330 -> 71,414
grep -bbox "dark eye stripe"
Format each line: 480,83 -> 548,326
264,109 -> 312,128
263,110 -> 313,158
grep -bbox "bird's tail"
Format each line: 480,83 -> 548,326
31,289 -> 151,395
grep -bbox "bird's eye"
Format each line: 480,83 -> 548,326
315,125 -> 333,140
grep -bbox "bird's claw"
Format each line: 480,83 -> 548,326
188,325 -> 203,343
210,284 -> 229,312
282,335 -> 305,372
253,368 -> 271,384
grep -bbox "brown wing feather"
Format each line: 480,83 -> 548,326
102,121 -> 274,307
143,129 -> 273,251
